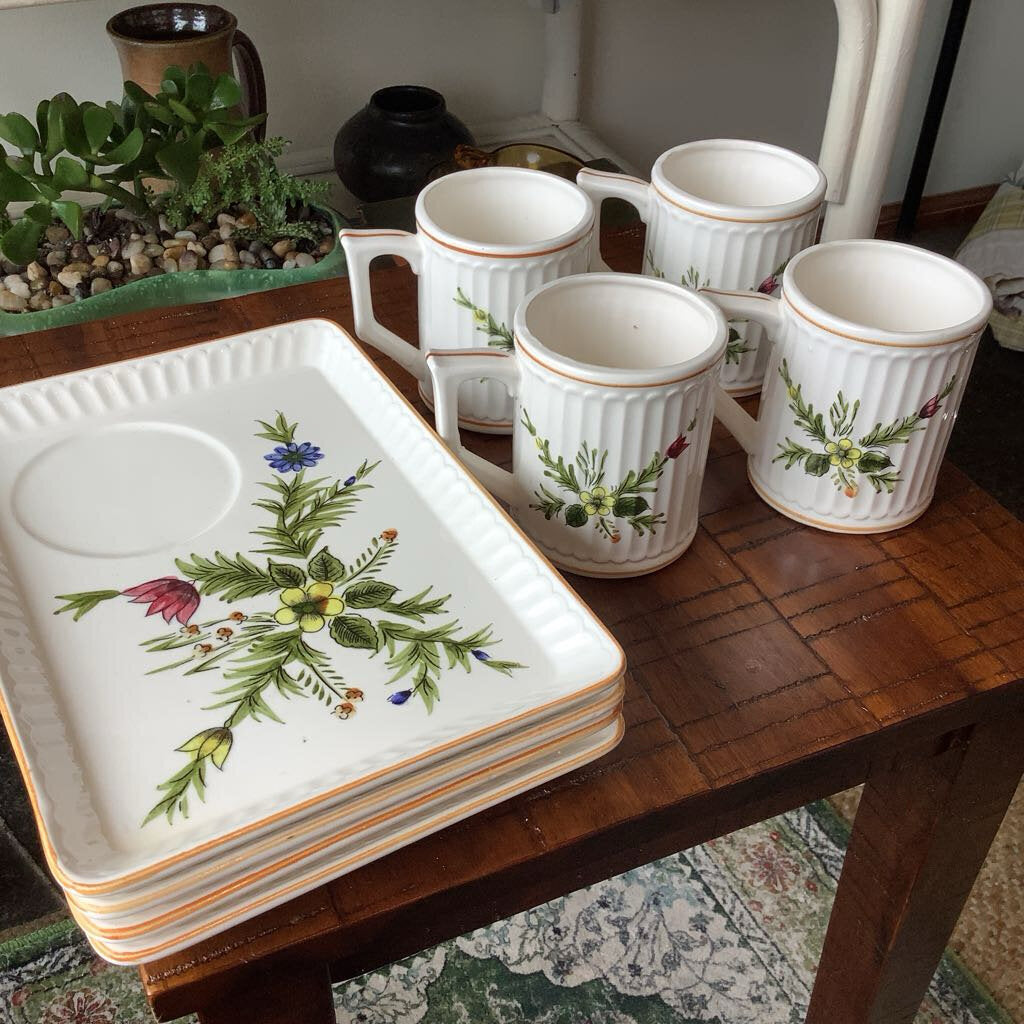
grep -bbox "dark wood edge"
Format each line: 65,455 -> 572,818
876,182 -> 998,237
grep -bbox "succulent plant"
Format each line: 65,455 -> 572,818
0,63 -> 264,264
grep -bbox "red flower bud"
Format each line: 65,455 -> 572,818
918,395 -> 942,419
666,435 -> 689,459
757,275 -> 779,295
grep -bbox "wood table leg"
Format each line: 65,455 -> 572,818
195,961 -> 335,1024
807,711 -> 1024,1024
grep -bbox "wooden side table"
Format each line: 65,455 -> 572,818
7,227 -> 1022,1024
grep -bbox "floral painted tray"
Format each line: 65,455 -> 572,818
0,320 -> 624,887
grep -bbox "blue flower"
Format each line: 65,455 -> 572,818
387,690 -> 412,705
264,441 -> 323,473
344,475 -> 356,487
471,649 -> 490,661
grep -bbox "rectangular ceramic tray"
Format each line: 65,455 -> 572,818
75,715 -> 625,965
0,320 -> 625,890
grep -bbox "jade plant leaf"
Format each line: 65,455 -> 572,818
51,200 -> 83,239
0,160 -> 38,204
53,156 -> 90,191
211,73 -> 242,110
0,112 -> 39,155
83,105 -> 115,154
102,125 -> 144,166
0,217 -> 45,266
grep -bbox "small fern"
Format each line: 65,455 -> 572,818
163,137 -> 329,242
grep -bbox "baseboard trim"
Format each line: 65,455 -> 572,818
876,183 -> 998,237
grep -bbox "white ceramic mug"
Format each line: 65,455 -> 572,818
577,139 -> 826,397
341,166 -> 596,434
426,273 -> 728,577
707,239 -> 992,534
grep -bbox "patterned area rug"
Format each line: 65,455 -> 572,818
0,802 -> 1011,1024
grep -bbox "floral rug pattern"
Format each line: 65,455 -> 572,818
0,803 -> 1010,1023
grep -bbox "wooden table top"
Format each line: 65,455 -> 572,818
5,227 -> 1023,1019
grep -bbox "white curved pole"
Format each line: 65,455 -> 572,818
822,0 -> 930,241
819,0 -> 877,204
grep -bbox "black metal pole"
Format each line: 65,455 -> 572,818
895,0 -> 973,240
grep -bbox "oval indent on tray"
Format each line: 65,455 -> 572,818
12,422 -> 241,558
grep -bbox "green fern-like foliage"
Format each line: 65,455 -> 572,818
164,137 -> 329,242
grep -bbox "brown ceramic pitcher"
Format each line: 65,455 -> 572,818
107,4 -> 266,138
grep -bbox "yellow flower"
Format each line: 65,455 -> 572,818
824,437 -> 862,469
579,486 -> 612,517
178,727 -> 233,769
274,582 -> 345,633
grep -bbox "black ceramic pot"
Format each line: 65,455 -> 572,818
334,85 -> 475,202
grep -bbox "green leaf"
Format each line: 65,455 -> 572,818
0,112 -> 39,154
0,159 -> 38,204
0,217 -> 45,265
101,125 -> 144,166
268,561 -> 305,588
209,122 -> 251,147
51,200 -> 82,239
143,101 -> 177,127
564,504 -> 588,528
161,65 -> 188,96
804,453 -> 831,477
344,580 -> 399,609
168,98 -> 198,124
52,94 -> 88,158
23,202 -> 51,224
856,451 -> 893,474
612,495 -> 649,517
53,589 -> 121,622
83,105 -> 114,153
329,614 -> 380,651
35,99 -> 50,151
43,98 -> 66,160
156,130 -> 206,188
211,73 -> 242,109
52,156 -> 89,191
309,547 -> 345,583
175,551 -> 277,602
185,70 -> 214,108
123,81 -> 153,106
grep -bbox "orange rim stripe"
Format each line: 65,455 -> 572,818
414,218 -> 593,260
74,719 -> 626,962
75,704 -> 623,938
784,295 -> 982,349
69,683 -> 623,914
651,180 -> 823,224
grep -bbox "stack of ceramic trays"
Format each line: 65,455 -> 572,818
0,321 -> 625,964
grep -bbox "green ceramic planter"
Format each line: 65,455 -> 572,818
0,206 -> 347,339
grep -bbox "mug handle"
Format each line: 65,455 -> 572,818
426,349 -> 521,503
232,30 -> 267,142
340,229 -> 426,380
576,168 -> 651,272
700,288 -> 784,457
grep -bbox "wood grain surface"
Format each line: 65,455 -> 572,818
5,226 -> 1022,1023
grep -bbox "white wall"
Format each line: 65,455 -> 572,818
0,0 -> 547,169
0,0 -> 1020,206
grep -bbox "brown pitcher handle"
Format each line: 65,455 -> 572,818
232,29 -> 267,140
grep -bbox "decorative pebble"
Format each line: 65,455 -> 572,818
57,269 -> 83,290
161,257 -> 179,274
90,277 -> 112,295
218,223 -> 234,240
293,253 -> 316,269
44,225 -> 70,245
65,261 -> 93,275
317,238 -> 334,255
106,260 -> 124,277
143,243 -> 165,258
0,290 -> 27,312
45,251 -> 67,269
282,259 -> 296,270
173,230 -> 197,242
5,278 -> 30,298
216,213 -> 236,227
142,233 -> 159,245
272,238 -> 295,258
208,242 -> 237,263
122,239 -> 146,258
92,254 -> 110,269
238,250 -> 256,266
47,281 -> 64,297
178,251 -> 203,272
69,242 -> 90,261
51,294 -> 75,306
129,253 -> 152,275
29,292 -> 51,311
210,259 -> 240,271
236,211 -> 258,229
186,241 -> 207,256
